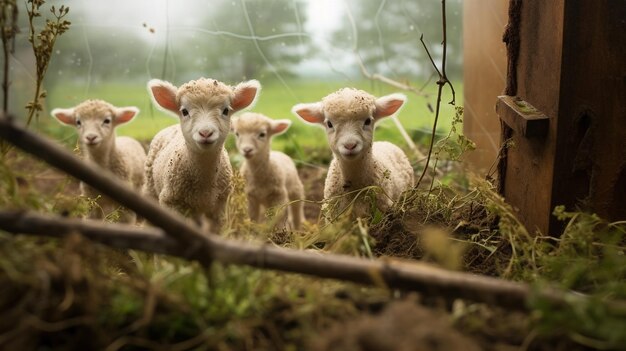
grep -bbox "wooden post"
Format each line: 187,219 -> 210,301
497,1 -> 626,234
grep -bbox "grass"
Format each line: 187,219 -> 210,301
38,78 -> 462,154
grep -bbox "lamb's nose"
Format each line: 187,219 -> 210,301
243,147 -> 253,154
344,142 -> 357,150
199,130 -> 214,138
86,135 -> 97,142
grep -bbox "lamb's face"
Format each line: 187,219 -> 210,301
324,111 -> 375,161
148,78 -> 261,154
292,88 -> 406,162
232,113 -> 291,160
178,90 -> 232,152
51,100 -> 138,149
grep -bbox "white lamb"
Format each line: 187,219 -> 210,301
231,112 -> 305,229
292,88 -> 414,218
145,77 -> 260,232
51,99 -> 146,223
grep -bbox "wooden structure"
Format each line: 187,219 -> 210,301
464,1 -> 626,234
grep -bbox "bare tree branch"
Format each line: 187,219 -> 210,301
0,209 -> 578,311
0,114 -> 212,258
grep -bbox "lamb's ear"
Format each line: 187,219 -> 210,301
292,102 -> 324,124
51,108 -> 76,126
148,79 -> 179,116
373,93 -> 406,119
115,106 -> 139,125
232,79 -> 261,112
269,119 -> 292,135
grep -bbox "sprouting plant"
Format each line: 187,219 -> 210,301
25,0 -> 70,125
425,106 -> 475,192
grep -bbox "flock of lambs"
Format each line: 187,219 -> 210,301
50,77 -> 414,231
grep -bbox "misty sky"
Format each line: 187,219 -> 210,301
70,0 -> 342,42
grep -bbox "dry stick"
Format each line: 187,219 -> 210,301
0,209 -> 559,310
415,0 -> 456,189
0,114 -> 592,311
0,114 -> 212,258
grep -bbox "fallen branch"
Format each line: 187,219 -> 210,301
0,209 -> 555,310
0,114 -> 211,256
0,114 -> 602,312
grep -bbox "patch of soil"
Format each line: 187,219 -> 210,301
312,298 -> 481,351
297,165 -> 326,221
369,196 -> 510,276
6,150 -> 81,197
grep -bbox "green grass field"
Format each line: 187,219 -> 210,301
41,79 -> 462,158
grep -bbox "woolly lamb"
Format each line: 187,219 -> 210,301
232,112 -> 305,229
145,77 -> 260,232
292,88 -> 414,218
51,99 -> 146,223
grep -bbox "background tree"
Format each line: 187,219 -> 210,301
333,0 -> 463,81
205,0 -> 310,81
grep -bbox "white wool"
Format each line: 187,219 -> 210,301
51,99 -> 146,223
144,78 -> 260,232
232,112 -> 305,229
292,88 -> 414,219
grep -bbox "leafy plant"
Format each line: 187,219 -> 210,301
25,0 -> 70,125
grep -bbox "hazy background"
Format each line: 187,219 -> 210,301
7,0 -> 463,151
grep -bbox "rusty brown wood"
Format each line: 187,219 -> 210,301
493,1 -> 626,234
496,95 -> 549,138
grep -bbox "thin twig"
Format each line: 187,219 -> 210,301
415,0 -> 456,189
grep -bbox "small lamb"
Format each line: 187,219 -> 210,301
51,99 -> 146,223
231,112 -> 305,229
292,88 -> 414,218
145,77 -> 260,232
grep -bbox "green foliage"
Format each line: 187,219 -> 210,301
25,0 -> 71,124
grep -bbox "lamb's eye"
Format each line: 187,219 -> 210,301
181,108 -> 189,117
326,120 -> 333,128
235,132 -> 239,137
76,120 -> 82,127
364,118 -> 372,126
259,132 -> 266,138
222,108 -> 229,116
103,118 -> 111,125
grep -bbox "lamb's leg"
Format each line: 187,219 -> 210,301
248,198 -> 261,222
288,182 -> 306,230
268,191 -> 290,229
289,201 -> 304,230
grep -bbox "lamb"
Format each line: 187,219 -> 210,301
51,99 -> 146,223
231,112 -> 305,229
145,77 -> 260,232
292,88 -> 414,219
